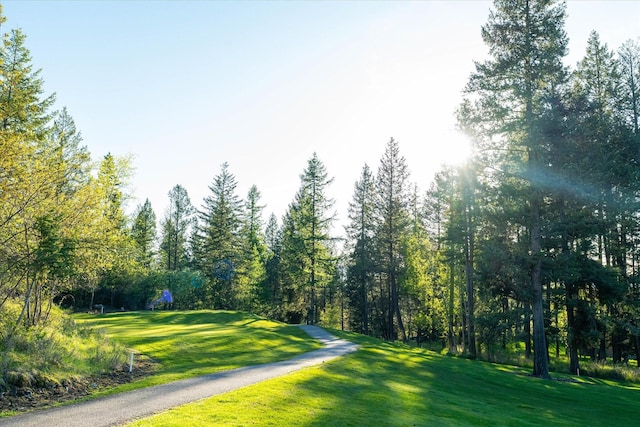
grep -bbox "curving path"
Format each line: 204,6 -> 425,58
0,325 -> 358,427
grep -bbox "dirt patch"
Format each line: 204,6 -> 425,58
0,356 -> 158,414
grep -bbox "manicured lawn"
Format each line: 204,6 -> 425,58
126,329 -> 640,427
75,310 -> 321,392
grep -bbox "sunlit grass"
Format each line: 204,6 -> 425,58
75,310 -> 321,393
128,328 -> 640,427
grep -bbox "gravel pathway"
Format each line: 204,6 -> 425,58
0,325 -> 357,427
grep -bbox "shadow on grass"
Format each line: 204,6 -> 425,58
74,310 -> 321,388
71,315 -> 640,426
278,330 -> 640,427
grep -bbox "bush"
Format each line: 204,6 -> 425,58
0,299 -> 127,392
580,361 -> 640,382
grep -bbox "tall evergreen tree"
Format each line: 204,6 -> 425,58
402,184 -> 447,346
159,184 -> 194,272
618,39 -> 640,135
575,32 -> 638,365
49,107 -> 91,196
289,153 -> 336,324
193,163 -> 244,308
345,164 -> 376,334
243,185 -> 266,255
131,199 -> 157,269
462,0 -> 569,378
279,207 -> 307,322
425,170 -> 458,350
262,213 -> 283,316
237,185 -> 267,312
0,17 -> 54,138
375,138 -> 410,341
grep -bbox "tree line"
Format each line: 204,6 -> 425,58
1,1 -> 640,379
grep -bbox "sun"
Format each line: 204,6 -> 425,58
439,130 -> 473,166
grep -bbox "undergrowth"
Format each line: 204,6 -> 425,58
422,339 -> 640,383
0,299 -> 127,392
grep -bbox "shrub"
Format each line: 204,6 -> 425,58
0,299 -> 127,392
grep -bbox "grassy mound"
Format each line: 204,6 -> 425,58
0,300 -> 127,394
74,310 -> 322,392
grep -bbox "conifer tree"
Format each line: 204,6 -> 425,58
260,213 -> 282,316
375,138 -> 410,341
193,163 -> 244,308
279,154 -> 335,324
0,18 -> 54,138
462,0 -> 569,378
237,185 -> 267,312
131,199 -> 157,269
618,39 -> 640,135
159,184 -> 194,272
345,164 -> 376,334
294,153 -> 335,324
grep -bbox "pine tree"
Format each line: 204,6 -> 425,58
402,184 -> 447,346
193,163 -> 244,308
618,39 -> 640,135
49,107 -> 91,196
425,170 -> 458,350
262,213 -> 283,316
289,153 -> 336,324
237,185 -> 267,312
375,138 -> 410,341
0,20 -> 54,138
571,32 -> 638,365
279,207 -> 307,322
159,184 -> 194,272
131,199 -> 157,269
462,0 -> 569,378
345,164 -> 376,334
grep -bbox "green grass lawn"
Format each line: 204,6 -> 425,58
125,328 -> 640,427
74,310 -> 321,392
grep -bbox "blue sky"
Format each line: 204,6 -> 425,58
3,1 -> 640,233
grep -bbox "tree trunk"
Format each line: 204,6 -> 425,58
530,188 -> 550,378
447,258 -> 455,352
531,194 -> 550,378
392,272 -> 406,342
524,302 -> 532,359
566,285 -> 579,374
464,214 -> 476,357
362,270 -> 369,335
89,286 -> 95,312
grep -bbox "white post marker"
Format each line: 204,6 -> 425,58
129,351 -> 134,373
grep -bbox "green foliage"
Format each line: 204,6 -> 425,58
130,199 -> 157,270
0,300 -> 126,391
374,138 -> 410,341
192,163 -> 245,309
581,360 -> 640,383
159,184 -> 194,271
278,153 -> 336,325
0,24 -> 55,137
2,0 -> 640,390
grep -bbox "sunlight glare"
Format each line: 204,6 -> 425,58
439,130 -> 473,166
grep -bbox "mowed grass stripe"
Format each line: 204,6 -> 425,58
75,310 -> 321,392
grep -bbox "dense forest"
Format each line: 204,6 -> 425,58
2,0 -> 640,381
